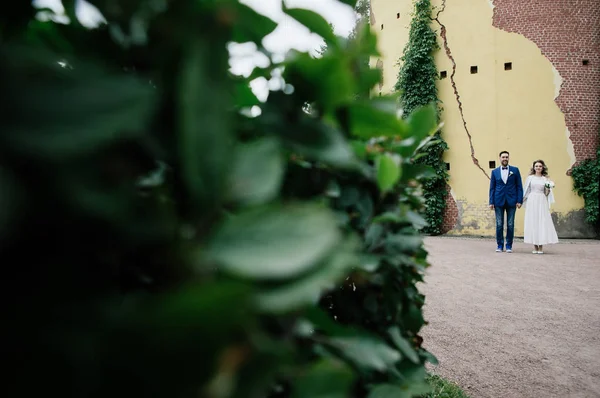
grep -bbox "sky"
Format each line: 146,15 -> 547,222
33,0 -> 357,103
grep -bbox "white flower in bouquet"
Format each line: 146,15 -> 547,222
545,181 -> 555,189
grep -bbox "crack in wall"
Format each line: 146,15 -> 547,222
433,0 -> 490,180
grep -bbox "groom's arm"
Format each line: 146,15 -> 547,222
516,168 -> 524,206
489,171 -> 495,209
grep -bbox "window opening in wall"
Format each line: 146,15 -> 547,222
446,163 -> 451,171
489,161 -> 496,169
582,59 -> 589,66
440,71 -> 447,79
470,66 -> 478,74
504,62 -> 512,71
397,13 -> 400,19
381,24 -> 384,30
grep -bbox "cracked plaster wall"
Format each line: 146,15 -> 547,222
370,0 -> 597,238
492,0 -> 600,166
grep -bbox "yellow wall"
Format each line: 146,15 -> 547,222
371,0 -> 587,237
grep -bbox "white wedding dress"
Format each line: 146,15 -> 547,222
523,176 -> 559,245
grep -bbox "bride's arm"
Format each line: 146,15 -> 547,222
523,175 -> 532,202
545,176 -> 556,207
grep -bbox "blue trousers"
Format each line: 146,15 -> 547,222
495,205 -> 516,249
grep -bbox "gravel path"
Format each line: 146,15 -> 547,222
419,236 -> 600,398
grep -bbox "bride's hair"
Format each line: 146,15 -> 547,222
529,159 -> 548,176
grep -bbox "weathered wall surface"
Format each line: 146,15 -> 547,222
370,0 -> 599,238
492,0 -> 600,166
369,0 -> 415,96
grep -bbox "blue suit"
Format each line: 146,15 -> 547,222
489,166 -> 523,250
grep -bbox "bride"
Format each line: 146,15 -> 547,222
523,159 -> 559,254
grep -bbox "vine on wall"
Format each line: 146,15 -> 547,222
571,145 -> 600,232
394,0 -> 449,235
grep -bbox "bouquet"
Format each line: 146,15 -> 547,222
544,180 -> 554,197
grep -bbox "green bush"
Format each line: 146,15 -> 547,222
1,1 -> 438,396
395,0 -> 449,235
571,146 -> 600,230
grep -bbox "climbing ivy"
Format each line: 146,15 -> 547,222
571,145 -> 600,231
394,0 -> 449,235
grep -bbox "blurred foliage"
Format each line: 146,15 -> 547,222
1,0 -> 438,397
394,0 -> 449,235
318,0 -> 370,99
571,145 -> 600,230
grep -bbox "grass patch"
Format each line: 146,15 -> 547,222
419,374 -> 470,398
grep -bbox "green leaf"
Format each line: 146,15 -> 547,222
283,53 -> 355,109
207,204 -> 341,280
398,365 -> 432,396
405,211 -> 428,230
350,21 -> 381,58
103,282 -> 251,393
385,233 -> 423,255
368,367 -> 431,397
355,190 -> 374,227
405,303 -> 426,331
327,336 -> 401,371
338,0 -> 358,7
376,154 -> 401,193
368,384 -> 411,398
364,223 -> 385,250
231,3 -> 278,44
372,212 -> 402,224
338,185 -> 360,207
24,19 -> 74,53
389,327 -> 419,364
422,350 -> 439,366
291,359 -> 355,398
301,308 -> 356,337
255,238 -> 357,313
406,103 -> 438,139
235,80 -> 261,107
226,137 -> 284,206
283,7 -> 338,49
1,47 -> 155,159
390,104 -> 439,157
61,0 -> 80,26
283,120 -> 359,169
349,99 -> 407,139
358,253 -> 380,272
325,180 -> 341,198
350,140 -> 367,159
401,164 -> 437,182
178,38 -> 232,210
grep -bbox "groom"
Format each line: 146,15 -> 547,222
489,150 -> 523,253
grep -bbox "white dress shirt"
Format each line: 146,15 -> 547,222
501,165 -> 509,184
